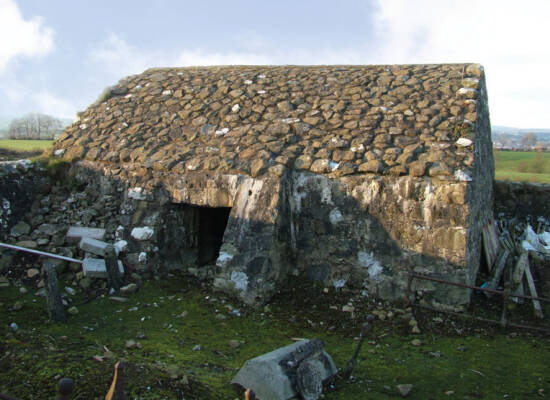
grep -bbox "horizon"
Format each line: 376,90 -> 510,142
1,0 -> 550,128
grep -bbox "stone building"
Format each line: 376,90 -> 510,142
53,64 -> 494,307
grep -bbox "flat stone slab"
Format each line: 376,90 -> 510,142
79,237 -> 110,256
231,339 -> 337,400
66,227 -> 106,244
82,258 -> 124,278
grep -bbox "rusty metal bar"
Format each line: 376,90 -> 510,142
410,272 -> 550,303
412,303 -> 550,334
0,242 -> 82,264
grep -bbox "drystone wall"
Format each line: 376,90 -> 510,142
494,180 -> 550,221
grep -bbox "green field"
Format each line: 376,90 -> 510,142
494,150 -> 550,184
0,139 -> 53,152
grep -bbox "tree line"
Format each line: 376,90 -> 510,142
7,113 -> 65,140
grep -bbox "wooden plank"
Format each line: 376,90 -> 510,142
512,252 -> 528,286
484,249 -> 510,298
524,264 -> 544,319
482,221 -> 501,272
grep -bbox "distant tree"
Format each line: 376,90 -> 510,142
8,113 -> 63,139
499,133 -> 512,148
520,132 -> 537,148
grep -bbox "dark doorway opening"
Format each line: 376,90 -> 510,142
197,206 -> 231,266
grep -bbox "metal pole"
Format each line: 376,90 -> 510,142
411,273 -> 550,303
0,242 -> 82,264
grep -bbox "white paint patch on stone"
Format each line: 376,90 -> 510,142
124,93 -> 133,99
244,79 -> 253,84
321,182 -> 332,205
138,252 -> 147,262
131,227 -> 154,241
216,251 -> 234,268
257,90 -> 266,94
332,279 -> 347,289
128,187 -> 147,200
329,208 -> 344,225
454,170 -> 472,181
456,138 -> 472,147
79,124 -> 87,130
350,144 -> 364,152
292,173 -> 310,213
329,161 -> 339,171
54,149 -> 65,157
231,271 -> 248,291
358,251 -> 384,281
232,104 -> 241,113
162,89 -> 172,96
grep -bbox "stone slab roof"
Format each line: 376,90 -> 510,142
54,64 -> 488,180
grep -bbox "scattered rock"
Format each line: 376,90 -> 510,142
12,301 -> 23,311
109,296 -> 129,302
10,221 -> 31,236
396,384 -> 413,397
10,322 -> 18,331
65,287 -> 76,296
27,268 -> 40,278
67,306 -> 79,315
79,277 -> 92,289
125,339 -> 137,349
120,283 -> 138,294
15,240 -> 38,249
192,344 -> 201,351
229,340 -> 241,349
411,339 -> 422,346
19,287 -> 27,294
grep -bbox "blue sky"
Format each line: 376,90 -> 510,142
1,0 -> 550,128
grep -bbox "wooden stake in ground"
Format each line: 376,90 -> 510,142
524,264 -> 544,319
43,259 -> 66,322
104,245 -> 122,292
105,361 -> 126,400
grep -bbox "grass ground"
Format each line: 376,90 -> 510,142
1,272 -> 549,400
0,140 -> 53,152
494,151 -> 550,184
0,140 -> 53,161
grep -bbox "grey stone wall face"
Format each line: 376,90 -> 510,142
72,160 -> 484,306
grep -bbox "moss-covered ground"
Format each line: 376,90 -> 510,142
1,272 -> 549,400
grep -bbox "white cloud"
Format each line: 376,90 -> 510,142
0,0 -> 55,72
0,69 -> 76,118
89,33 -> 161,78
371,0 -> 550,127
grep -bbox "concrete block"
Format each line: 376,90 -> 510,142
79,237 -> 109,256
82,258 -> 124,278
67,226 -> 106,244
231,339 -> 337,400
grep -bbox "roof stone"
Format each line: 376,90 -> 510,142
54,64 -> 487,179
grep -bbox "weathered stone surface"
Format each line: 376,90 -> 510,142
82,258 -> 124,278
232,339 -> 337,400
66,226 -> 106,243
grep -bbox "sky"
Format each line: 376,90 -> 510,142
1,0 -> 549,128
